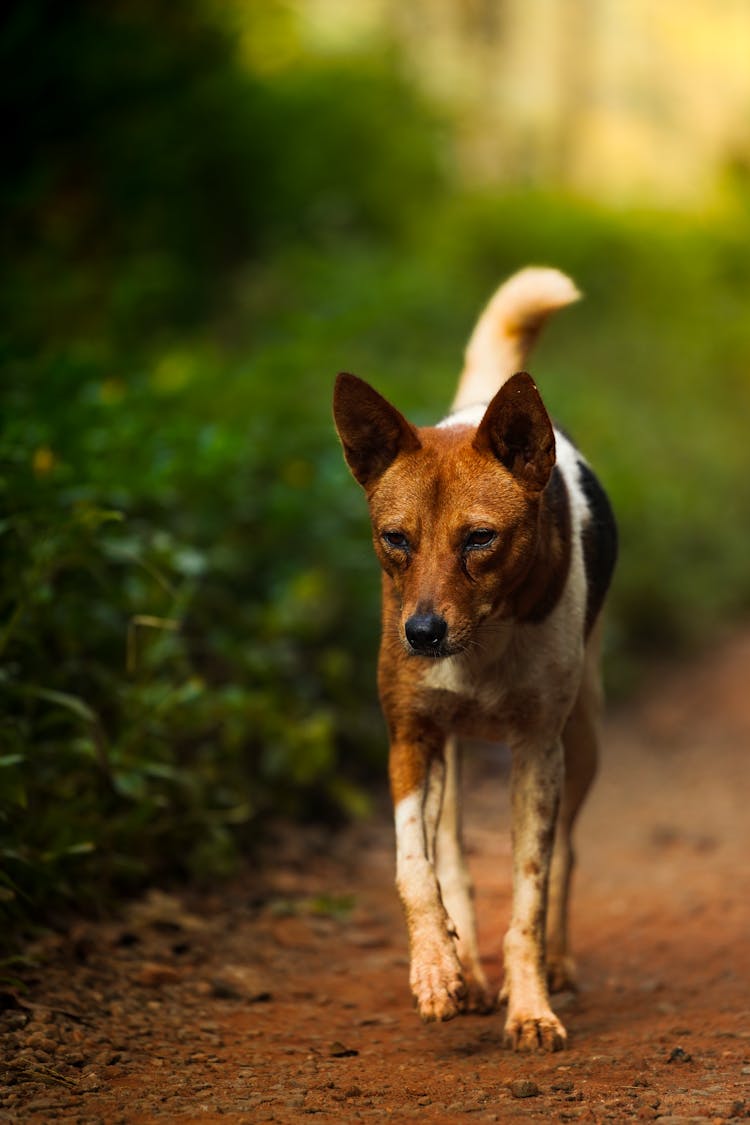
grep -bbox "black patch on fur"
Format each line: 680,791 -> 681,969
577,460 -> 618,635
519,465 -> 572,624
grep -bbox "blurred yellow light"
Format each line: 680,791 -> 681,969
32,446 -> 56,477
100,378 -> 126,405
152,352 -> 194,394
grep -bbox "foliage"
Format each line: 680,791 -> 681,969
4,1 -> 750,944
0,0 -> 438,938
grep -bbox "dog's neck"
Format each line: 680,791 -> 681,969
509,465 -> 572,626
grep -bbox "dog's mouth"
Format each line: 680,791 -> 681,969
403,638 -> 464,660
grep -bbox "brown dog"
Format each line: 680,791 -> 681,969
333,268 -> 617,1050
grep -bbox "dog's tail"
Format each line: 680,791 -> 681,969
451,267 -> 580,412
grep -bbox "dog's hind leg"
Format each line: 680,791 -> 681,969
435,737 -> 493,1013
502,736 -> 567,1051
546,622 -> 603,992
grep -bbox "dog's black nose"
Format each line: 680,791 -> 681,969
405,613 -> 448,654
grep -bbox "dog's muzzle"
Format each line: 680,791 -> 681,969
404,612 -> 448,657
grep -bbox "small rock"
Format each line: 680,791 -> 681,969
719,1101 -> 746,1119
26,1032 -> 58,1051
0,992 -> 23,1013
666,1046 -> 692,1064
126,889 -> 204,932
329,1041 -> 359,1058
135,962 -> 180,987
210,980 -> 242,1000
61,1050 -> 86,1068
508,1079 -> 539,1099
4,1011 -> 28,1031
210,966 -> 272,1003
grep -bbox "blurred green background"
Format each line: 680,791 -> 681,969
3,0 -> 750,940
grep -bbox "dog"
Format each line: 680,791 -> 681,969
333,267 -> 617,1051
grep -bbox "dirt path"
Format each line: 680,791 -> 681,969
3,633 -> 750,1123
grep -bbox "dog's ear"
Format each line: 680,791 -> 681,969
333,372 -> 421,489
473,371 -> 555,492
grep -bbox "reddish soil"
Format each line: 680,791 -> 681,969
4,632 -> 750,1123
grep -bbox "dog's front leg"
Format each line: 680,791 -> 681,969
503,738 -> 567,1051
390,732 -> 466,1022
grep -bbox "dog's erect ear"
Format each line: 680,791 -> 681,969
333,372 -> 421,489
473,371 -> 555,492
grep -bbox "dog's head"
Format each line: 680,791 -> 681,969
333,371 -> 557,658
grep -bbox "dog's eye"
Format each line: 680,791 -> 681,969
382,530 -> 410,551
464,529 -> 496,551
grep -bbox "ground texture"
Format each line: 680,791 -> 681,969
3,632 -> 750,1123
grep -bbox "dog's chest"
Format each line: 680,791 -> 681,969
417,636 -> 577,745
417,661 -> 523,741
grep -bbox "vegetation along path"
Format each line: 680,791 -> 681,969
3,631 -> 750,1123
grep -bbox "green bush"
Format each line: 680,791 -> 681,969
0,1 -> 443,938
0,333 -> 382,924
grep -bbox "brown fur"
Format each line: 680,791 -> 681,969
334,372 -> 567,669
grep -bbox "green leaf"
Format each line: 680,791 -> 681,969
24,687 -> 99,726
64,842 -> 95,856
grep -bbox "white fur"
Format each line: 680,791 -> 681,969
437,404 -> 486,430
453,268 -> 581,412
394,792 -> 431,900
394,789 -> 466,1021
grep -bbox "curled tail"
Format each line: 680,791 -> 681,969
452,267 -> 581,412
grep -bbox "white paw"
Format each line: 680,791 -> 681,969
410,942 -> 466,1022
504,1008 -> 567,1052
